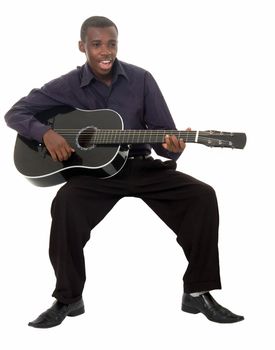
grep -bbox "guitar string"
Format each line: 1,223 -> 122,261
53,130 -> 237,145
54,129 -> 234,135
55,134 -> 233,140
56,135 -> 237,143
54,134 -> 232,140
52,135 -> 233,145
53,133 -> 234,140
54,131 -> 236,139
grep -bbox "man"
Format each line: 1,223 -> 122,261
5,16 -> 244,327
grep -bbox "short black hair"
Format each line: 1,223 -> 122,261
80,16 -> 118,41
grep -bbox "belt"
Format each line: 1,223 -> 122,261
127,155 -> 151,160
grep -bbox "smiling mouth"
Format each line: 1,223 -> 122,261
98,59 -> 113,71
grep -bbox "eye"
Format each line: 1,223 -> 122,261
109,42 -> 117,49
90,41 -> 101,48
92,42 -> 100,48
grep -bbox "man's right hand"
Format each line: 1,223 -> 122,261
43,129 -> 75,162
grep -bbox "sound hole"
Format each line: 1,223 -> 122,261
76,126 -> 97,150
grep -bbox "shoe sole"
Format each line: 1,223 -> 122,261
181,304 -> 200,314
182,304 -> 244,323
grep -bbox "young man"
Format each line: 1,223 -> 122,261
5,16 -> 244,327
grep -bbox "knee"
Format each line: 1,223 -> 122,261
56,183 -> 77,202
51,183 -> 78,214
197,182 -> 217,203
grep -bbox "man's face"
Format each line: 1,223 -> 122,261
79,26 -> 118,81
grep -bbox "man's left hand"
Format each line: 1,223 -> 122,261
162,128 -> 191,153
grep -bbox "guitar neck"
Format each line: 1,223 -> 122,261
56,127 -> 246,149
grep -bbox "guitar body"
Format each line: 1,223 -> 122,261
14,108 -> 129,187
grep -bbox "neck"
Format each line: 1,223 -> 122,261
95,73 -> 112,86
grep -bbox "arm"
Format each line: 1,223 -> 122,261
5,77 -> 76,161
4,90 -> 53,142
143,72 -> 186,160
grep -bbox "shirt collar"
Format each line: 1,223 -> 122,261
80,59 -> 129,88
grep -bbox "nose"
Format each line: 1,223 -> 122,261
101,44 -> 112,55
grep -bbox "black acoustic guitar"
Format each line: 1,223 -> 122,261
13,107 -> 247,187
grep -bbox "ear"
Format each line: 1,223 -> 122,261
78,41 -> 85,53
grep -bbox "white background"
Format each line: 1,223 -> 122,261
0,0 -> 274,349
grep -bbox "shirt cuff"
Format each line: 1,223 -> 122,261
153,144 -> 182,161
30,122 -> 51,143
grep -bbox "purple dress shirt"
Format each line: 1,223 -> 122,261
5,59 -> 180,160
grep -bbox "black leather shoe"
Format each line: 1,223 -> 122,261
181,292 -> 244,323
28,298 -> 85,328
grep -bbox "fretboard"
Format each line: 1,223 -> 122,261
92,130 -> 198,144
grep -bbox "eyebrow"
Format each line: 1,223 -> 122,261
90,39 -> 117,43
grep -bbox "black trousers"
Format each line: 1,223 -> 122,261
49,157 -> 221,304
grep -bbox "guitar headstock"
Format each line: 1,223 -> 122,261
198,131 -> 247,149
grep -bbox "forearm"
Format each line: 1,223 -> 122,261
4,85 -> 70,142
153,144 -> 182,161
5,96 -> 51,142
